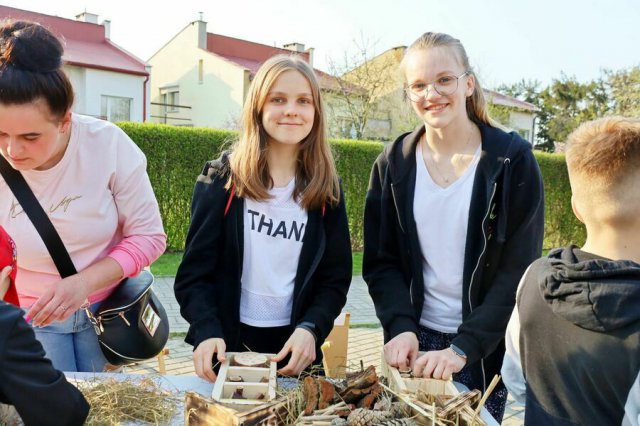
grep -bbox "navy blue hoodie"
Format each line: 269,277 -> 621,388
363,124 -> 544,392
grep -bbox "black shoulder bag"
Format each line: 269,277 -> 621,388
0,156 -> 169,366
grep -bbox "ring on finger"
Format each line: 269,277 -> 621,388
59,305 -> 68,312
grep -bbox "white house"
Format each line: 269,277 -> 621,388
0,5 -> 150,122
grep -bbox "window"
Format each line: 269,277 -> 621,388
167,91 -> 179,112
198,59 -> 204,84
100,95 -> 132,122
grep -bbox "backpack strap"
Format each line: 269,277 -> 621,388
224,184 -> 236,217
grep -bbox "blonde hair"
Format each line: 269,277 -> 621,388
400,32 -> 498,128
566,116 -> 640,224
228,55 -> 340,210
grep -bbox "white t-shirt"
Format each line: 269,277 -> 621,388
239,179 -> 308,327
413,142 -> 480,333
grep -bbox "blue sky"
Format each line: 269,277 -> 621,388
3,0 -> 639,89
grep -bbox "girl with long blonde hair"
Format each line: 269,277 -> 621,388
175,55 -> 352,380
363,32 -> 545,421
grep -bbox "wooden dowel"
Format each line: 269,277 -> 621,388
473,374 -> 501,419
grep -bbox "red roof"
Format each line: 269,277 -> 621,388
0,5 -> 148,76
206,33 -> 310,75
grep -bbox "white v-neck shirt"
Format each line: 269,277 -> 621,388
240,179 -> 308,327
413,141 -> 481,333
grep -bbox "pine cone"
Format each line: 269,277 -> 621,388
376,419 -> 418,426
347,408 -> 391,426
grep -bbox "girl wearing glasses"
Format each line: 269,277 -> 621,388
363,32 -> 544,421
175,55 -> 351,382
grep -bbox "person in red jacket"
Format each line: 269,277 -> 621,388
0,226 -> 89,425
0,225 -> 18,305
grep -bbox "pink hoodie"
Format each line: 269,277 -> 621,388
0,114 -> 166,307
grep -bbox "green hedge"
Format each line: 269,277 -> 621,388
536,152 -> 586,249
330,139 -> 384,250
117,122 -> 584,252
117,123 -> 236,251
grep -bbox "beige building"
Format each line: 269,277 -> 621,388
148,19 -> 344,129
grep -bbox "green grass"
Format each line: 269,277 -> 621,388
352,252 -> 363,276
150,252 -> 183,276
349,322 -> 381,329
151,251 -> 364,277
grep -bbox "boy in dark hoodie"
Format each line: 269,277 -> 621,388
502,116 -> 640,426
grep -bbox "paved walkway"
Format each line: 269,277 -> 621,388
129,275 -> 524,424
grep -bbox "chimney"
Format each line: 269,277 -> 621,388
76,11 -> 99,24
102,19 -> 111,39
305,47 -> 314,68
196,13 -> 207,50
283,42 -> 305,53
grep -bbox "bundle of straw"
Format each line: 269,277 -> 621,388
76,377 -> 179,425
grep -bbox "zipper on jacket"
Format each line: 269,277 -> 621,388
468,182 -> 497,313
468,182 -> 496,393
390,183 -> 405,234
480,358 -> 487,393
409,278 -> 413,305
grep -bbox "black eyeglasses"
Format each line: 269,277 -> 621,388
405,71 -> 469,102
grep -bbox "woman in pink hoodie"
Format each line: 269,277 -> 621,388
0,20 -> 166,372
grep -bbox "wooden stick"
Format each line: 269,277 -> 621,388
299,414 -> 340,421
473,375 -> 501,420
379,383 -> 433,418
314,401 -> 348,415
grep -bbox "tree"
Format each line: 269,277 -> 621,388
497,79 -> 542,104
495,79 -> 549,148
606,65 -> 640,117
325,36 -> 402,140
542,75 -> 609,148
501,75 -> 610,151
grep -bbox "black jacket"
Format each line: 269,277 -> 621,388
174,153 -> 352,356
518,247 -> 640,426
363,124 -> 544,390
0,302 -> 89,426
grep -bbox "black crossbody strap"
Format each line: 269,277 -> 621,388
0,156 -> 77,277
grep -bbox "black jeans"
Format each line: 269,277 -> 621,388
238,322 -> 291,354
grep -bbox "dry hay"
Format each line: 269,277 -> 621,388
76,376 -> 179,425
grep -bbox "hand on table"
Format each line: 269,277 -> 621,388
412,348 -> 466,380
272,327 -> 316,376
383,331 -> 419,371
193,337 -> 226,382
